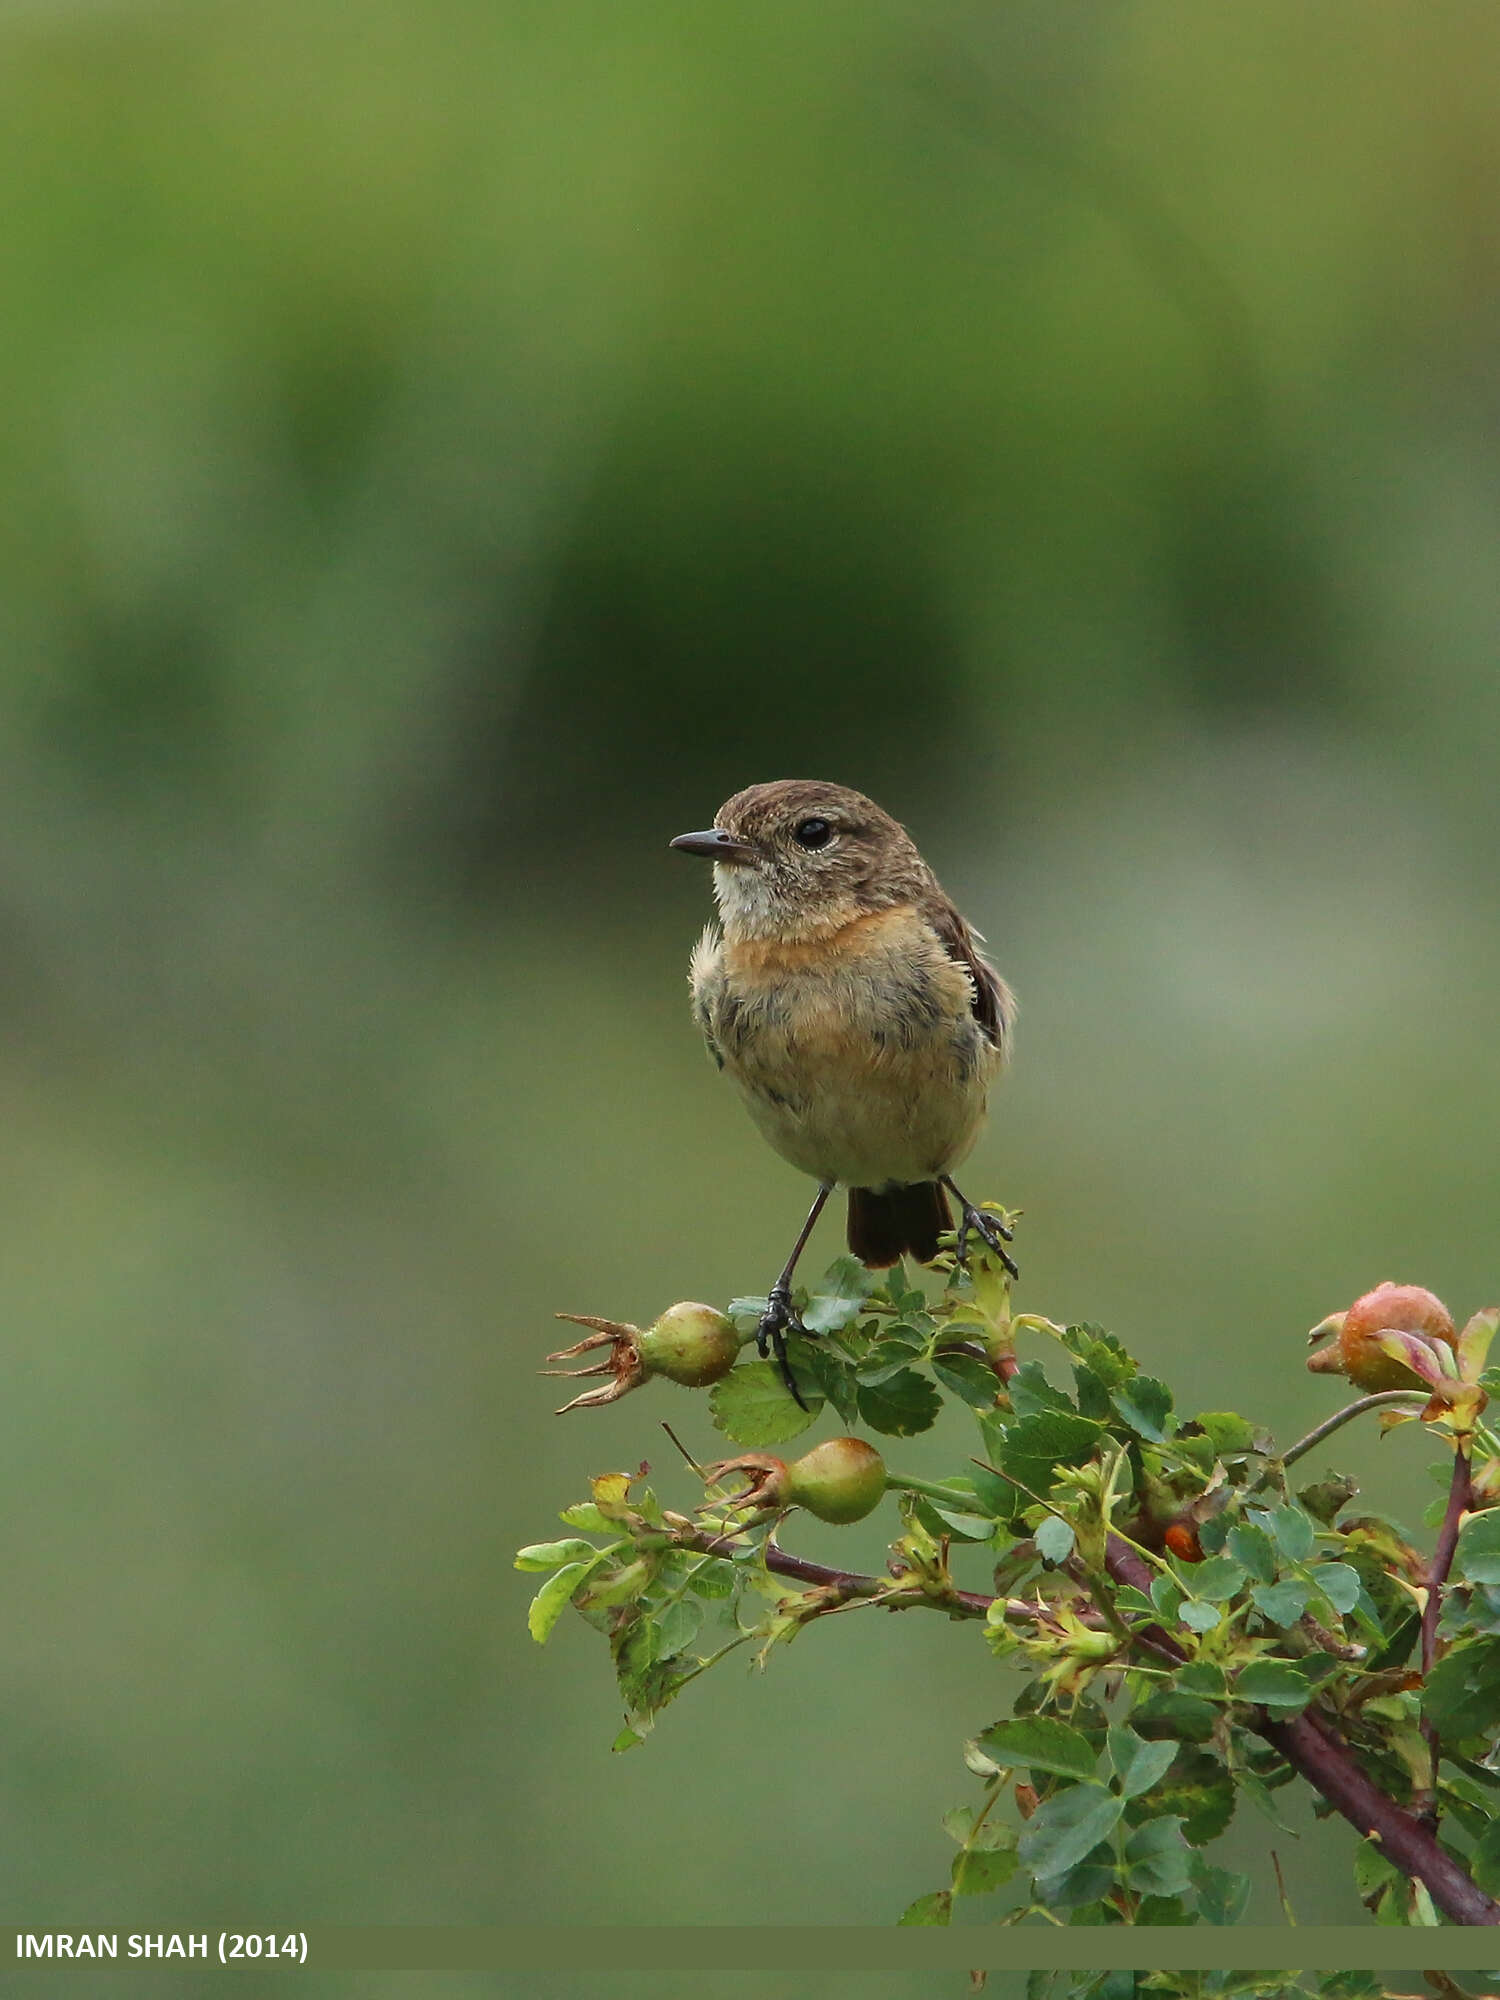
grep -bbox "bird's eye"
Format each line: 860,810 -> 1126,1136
793,817 -> 834,850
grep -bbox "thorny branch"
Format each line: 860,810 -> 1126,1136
1420,1447 -> 1475,1806
656,1515 -> 1500,1927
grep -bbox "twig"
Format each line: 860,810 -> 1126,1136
1423,1448 -> 1472,1678
1270,1849 -> 1296,1927
659,1421 -> 706,1476
1278,1391 -> 1428,1470
1099,1531 -> 1500,1927
667,1526 -> 1084,1626
1420,1445 -> 1473,1806
886,1473 -> 993,1514
661,1515 -> 1500,1925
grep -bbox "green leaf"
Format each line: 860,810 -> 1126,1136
897,1890 -> 951,1926
1108,1726 -> 1179,1799
1134,1894 -> 1192,1925
978,1714 -> 1100,1782
1471,1818 -> 1500,1898
727,1295 -> 771,1324
1123,1816 -> 1192,1897
1174,1431 -> 1217,1477
1250,1504 -> 1315,1563
1252,1579 -> 1312,1625
912,1495 -> 996,1543
1227,1521 -> 1278,1585
1272,1506 -> 1317,1562
1008,1360 -> 1075,1418
1353,1835 -> 1401,1904
856,1367 -> 941,1436
1235,1659 -> 1315,1710
1035,1514 -> 1076,1565
1298,1472 -> 1359,1524
1192,1853 -> 1251,1925
943,1805 -> 1015,1849
879,1259 -> 910,1302
801,1344 -> 861,1427
610,1725 -> 645,1753
1308,1561 -> 1361,1614
1238,1767 -> 1298,1833
1180,1554 -> 1246,1602
1179,1600 -> 1222,1632
515,1538 -> 601,1572
1063,1325 -> 1137,1386
1018,1786 -> 1125,1881
1194,1411 -> 1259,1454
652,1598 -> 703,1660
952,1845 -> 1019,1895
1110,1375 -> 1174,1443
527,1560 -> 593,1643
1132,1748 -> 1236,1846
1177,1662 -> 1228,1698
557,1503 -> 611,1533
802,1255 -> 880,1333
1366,1607 -> 1421,1674
1131,1691 -> 1217,1744
1422,1635 -> 1500,1738
1455,1509 -> 1500,1588
1452,1583 -> 1500,1637
931,1351 -> 1002,1408
1045,1859 -> 1116,1911
1150,1573 -> 1184,1621
999,1410 -> 1106,1497
1082,1975 -> 1136,2000
1071,1365 -> 1114,1422
686,1557 -> 738,1598
708,1360 -> 821,1446
857,1342 -> 926,1386
881,1317 -> 932,1353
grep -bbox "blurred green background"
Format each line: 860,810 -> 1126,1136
4,0 -> 1500,1974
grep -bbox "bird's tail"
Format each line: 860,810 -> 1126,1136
846,1182 -> 951,1268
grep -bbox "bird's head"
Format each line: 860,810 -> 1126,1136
670,780 -> 930,939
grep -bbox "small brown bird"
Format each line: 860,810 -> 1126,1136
671,779 -> 1016,1397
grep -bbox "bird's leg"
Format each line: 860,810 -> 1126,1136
758,1183 -> 833,1409
940,1175 -> 1020,1282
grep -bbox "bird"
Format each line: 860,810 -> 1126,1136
670,779 -> 1016,1400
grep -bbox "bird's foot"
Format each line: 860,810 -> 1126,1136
757,1282 -> 815,1410
951,1198 -> 1020,1282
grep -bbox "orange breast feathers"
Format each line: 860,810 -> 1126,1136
715,903 -> 994,1071
702,903 -> 1000,1190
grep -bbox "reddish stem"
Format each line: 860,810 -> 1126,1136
1099,1531 -> 1498,1927
1420,1447 -> 1473,1808
1424,1448 -> 1472,1679
663,1517 -> 1500,1924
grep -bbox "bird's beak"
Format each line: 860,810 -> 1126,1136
669,828 -> 757,864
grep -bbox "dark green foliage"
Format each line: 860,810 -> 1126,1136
519,1233 -> 1500,1933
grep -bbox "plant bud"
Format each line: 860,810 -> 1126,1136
637,1303 -> 740,1387
786,1436 -> 887,1524
1307,1282 -> 1457,1393
546,1302 -> 739,1412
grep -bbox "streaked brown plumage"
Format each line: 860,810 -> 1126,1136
671,780 -> 1016,1395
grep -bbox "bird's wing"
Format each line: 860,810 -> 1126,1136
927,899 -> 1013,1054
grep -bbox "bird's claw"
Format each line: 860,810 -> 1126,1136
954,1202 -> 1020,1282
757,1283 -> 815,1409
